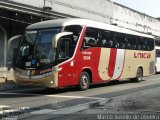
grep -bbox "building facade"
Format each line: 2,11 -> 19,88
112,3 -> 160,37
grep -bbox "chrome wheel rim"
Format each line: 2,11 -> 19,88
81,75 -> 88,87
137,69 -> 142,81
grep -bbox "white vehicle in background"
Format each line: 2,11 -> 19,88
155,46 -> 160,73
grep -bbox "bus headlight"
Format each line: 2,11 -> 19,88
50,81 -> 54,84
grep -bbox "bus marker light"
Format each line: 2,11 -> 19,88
70,61 -> 74,66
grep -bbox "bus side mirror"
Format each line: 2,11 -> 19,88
8,35 -> 22,49
8,35 -> 22,67
52,32 -> 73,48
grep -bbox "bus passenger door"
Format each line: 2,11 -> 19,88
57,36 -> 76,87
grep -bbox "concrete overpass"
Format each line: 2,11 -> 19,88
0,0 -> 75,81
8,0 -> 160,36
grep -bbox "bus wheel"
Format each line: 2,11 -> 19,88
135,67 -> 143,82
155,66 -> 157,74
79,72 -> 90,90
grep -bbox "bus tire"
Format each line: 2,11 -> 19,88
135,67 -> 143,82
155,66 -> 157,74
79,72 -> 90,90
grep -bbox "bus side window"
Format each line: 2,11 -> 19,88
139,38 -> 144,50
156,39 -> 160,46
98,30 -> 114,48
125,35 -> 144,50
104,39 -> 110,47
148,38 -> 154,51
88,39 -> 96,46
114,32 -> 125,49
64,25 -> 82,53
81,27 -> 99,50
58,37 -> 73,60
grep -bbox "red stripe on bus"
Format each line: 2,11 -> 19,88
108,48 -> 117,77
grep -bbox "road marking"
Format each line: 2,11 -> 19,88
0,105 -> 15,114
147,78 -> 160,81
46,95 -> 105,100
0,105 -> 11,111
0,92 -> 105,100
0,105 -> 30,117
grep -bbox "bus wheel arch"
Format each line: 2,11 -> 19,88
79,69 -> 92,90
135,66 -> 143,82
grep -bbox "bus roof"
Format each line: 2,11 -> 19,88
27,18 -> 154,39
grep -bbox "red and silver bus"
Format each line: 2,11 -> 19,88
14,18 -> 155,90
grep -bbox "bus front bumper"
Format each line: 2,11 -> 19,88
15,72 -> 58,88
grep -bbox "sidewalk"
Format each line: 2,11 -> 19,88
0,80 -> 16,91
0,78 -> 6,83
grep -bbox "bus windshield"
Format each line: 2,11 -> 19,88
35,29 -> 60,65
16,28 -> 61,68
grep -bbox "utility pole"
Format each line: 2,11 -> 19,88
43,0 -> 52,19
44,0 -> 46,9
44,0 -> 46,15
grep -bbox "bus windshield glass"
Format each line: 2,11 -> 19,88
35,29 -> 61,65
16,28 -> 61,68
17,31 -> 37,63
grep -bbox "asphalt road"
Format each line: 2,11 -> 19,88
0,74 -> 160,120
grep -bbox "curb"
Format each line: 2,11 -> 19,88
0,78 -> 15,84
17,99 -> 108,120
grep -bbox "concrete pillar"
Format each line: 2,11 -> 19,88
0,25 -> 8,80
